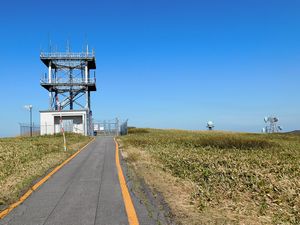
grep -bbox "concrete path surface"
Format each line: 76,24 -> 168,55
0,137 -> 165,225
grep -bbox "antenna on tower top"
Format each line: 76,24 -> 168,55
66,39 -> 71,53
48,33 -> 52,52
84,33 -> 89,54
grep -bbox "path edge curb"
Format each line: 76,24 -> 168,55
114,138 -> 140,225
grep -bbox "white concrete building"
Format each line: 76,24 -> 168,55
40,110 -> 88,135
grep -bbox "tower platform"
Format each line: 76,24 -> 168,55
40,78 -> 96,92
40,52 -> 96,69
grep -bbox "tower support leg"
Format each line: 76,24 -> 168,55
70,91 -> 73,110
54,92 -> 58,110
49,92 -> 52,110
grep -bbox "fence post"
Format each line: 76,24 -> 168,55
116,118 -> 119,136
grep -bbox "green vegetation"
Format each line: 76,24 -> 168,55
128,127 -> 150,134
0,133 -> 91,209
120,128 -> 300,224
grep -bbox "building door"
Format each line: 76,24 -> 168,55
63,119 -> 74,132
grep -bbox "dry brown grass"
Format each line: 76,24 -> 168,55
119,145 -> 200,225
118,128 -> 300,225
0,133 -> 92,209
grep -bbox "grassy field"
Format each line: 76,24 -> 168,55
118,128 -> 300,225
0,133 -> 92,210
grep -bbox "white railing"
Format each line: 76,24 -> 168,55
40,77 -> 96,84
40,52 -> 95,58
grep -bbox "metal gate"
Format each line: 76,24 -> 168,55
93,119 -> 119,136
93,119 -> 128,136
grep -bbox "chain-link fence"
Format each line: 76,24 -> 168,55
40,124 -> 84,135
19,119 -> 129,137
19,123 -> 41,137
93,119 -> 128,136
93,118 -> 120,136
20,124 -> 85,136
120,120 -> 128,136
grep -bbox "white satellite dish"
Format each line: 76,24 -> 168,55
207,121 -> 214,130
264,117 -> 268,123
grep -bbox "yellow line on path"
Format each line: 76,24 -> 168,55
114,138 -> 140,225
0,138 -> 95,220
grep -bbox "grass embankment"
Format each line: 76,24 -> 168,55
0,133 -> 92,210
118,128 -> 300,225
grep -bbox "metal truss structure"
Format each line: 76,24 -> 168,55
40,51 -> 96,111
263,116 -> 282,133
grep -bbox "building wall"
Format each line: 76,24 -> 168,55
40,111 -> 87,135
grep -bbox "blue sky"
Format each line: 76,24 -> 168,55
0,0 -> 299,136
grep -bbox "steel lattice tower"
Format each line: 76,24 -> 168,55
40,49 -> 96,110
39,48 -> 97,135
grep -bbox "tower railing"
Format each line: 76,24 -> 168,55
40,52 -> 95,58
40,77 -> 96,84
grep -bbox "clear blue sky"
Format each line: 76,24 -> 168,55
0,0 -> 299,136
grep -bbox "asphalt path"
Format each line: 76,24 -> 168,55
0,137 -> 164,225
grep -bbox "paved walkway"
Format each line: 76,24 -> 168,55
0,137 -> 159,225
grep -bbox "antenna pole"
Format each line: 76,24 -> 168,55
48,33 -> 52,52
